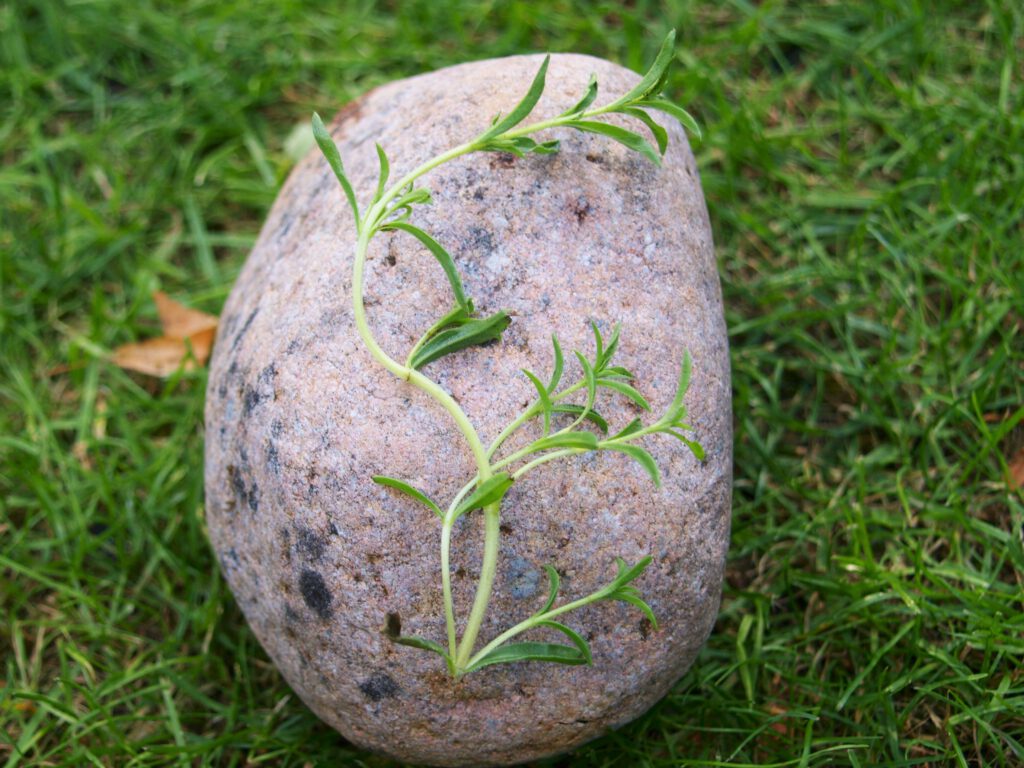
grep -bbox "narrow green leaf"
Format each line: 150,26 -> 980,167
611,418 -> 643,440
599,379 -> 651,411
663,351 -> 692,425
666,429 -> 705,460
621,107 -> 668,155
373,143 -> 390,204
312,112 -> 360,228
529,431 -> 599,452
638,98 -> 702,142
465,641 -> 588,672
409,311 -> 510,369
372,475 -> 443,519
522,369 -> 552,436
599,323 -> 621,370
615,30 -> 676,105
590,321 -> 605,366
565,120 -> 661,166
574,351 -> 597,411
381,221 -> 468,310
612,554 -> 654,587
547,334 -> 564,394
559,73 -> 598,117
609,590 -> 658,629
537,564 -> 561,615
481,55 -> 550,140
602,365 -> 635,380
551,404 -> 609,433
604,444 -> 661,487
453,473 -> 514,520
391,635 -> 455,672
537,620 -> 592,664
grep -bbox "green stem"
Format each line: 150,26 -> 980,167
439,477 -> 477,657
352,105 -> 622,677
487,380 -> 585,459
454,501 -> 501,671
511,448 -> 583,480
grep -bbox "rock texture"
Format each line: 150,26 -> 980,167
204,53 -> 731,766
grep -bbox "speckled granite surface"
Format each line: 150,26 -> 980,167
204,53 -> 731,767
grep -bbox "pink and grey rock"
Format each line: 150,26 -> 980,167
204,52 -> 731,766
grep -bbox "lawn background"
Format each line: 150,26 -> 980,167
2,0 -> 1022,765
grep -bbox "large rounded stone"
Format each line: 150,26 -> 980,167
205,52 -> 731,766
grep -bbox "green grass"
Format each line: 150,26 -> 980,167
2,0 -> 1022,765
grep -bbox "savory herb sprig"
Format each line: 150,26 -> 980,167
314,30 -> 703,678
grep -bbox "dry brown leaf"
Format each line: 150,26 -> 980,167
1007,446 -> 1024,492
153,290 -> 218,337
112,293 -> 218,377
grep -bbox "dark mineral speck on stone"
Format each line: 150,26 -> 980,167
205,53 -> 731,767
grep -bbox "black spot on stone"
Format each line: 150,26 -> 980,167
468,226 -> 494,254
228,465 -> 247,504
384,612 -> 401,638
639,617 -> 652,640
246,481 -> 260,513
570,196 -> 591,224
266,440 -> 280,473
225,547 -> 240,565
270,419 -> 284,438
285,604 -> 301,623
473,187 -> 485,201
242,385 -> 263,416
286,338 -> 302,354
499,523 -> 513,535
295,526 -> 327,561
299,569 -> 333,620
258,362 -> 277,386
229,308 -> 259,352
359,672 -> 399,702
329,522 -> 340,536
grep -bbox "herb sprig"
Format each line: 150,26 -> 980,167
315,31 -> 703,678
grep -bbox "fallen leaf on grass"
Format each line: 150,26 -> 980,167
112,292 -> 218,377
1007,446 -> 1024,492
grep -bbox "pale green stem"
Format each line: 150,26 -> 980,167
510,448 -> 584,480
351,105 -> 622,677
439,477 -> 478,657
454,501 -> 501,671
486,380 -> 586,459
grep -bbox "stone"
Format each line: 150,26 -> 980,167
204,51 -> 731,767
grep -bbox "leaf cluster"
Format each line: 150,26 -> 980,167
507,322 -> 703,487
